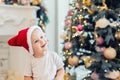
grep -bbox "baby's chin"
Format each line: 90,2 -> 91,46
43,45 -> 48,51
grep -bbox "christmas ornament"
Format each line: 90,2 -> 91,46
95,37 -> 104,45
65,42 -> 72,50
75,2 -> 80,9
60,33 -> 67,40
82,0 -> 94,14
82,0 -> 91,7
65,19 -> 71,27
76,24 -> 83,31
63,72 -> 70,80
0,0 -> 4,4
91,71 -> 99,80
20,0 -> 30,6
72,26 -> 77,33
103,47 -> 117,59
116,76 -> 120,80
95,18 -> 110,29
97,0 -> 108,11
68,10 -> 74,16
96,46 -> 106,52
105,71 -> 120,80
100,47 -> 106,52
68,55 -> 79,66
81,56 -> 95,68
79,33 -> 86,43
32,0 -> 41,6
115,31 -> 120,40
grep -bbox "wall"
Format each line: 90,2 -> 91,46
44,0 -> 57,52
45,0 -> 69,53
57,0 -> 69,54
43,0 -> 69,53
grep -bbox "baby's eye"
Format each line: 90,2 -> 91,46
34,40 -> 39,43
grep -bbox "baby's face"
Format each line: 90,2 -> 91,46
31,29 -> 48,55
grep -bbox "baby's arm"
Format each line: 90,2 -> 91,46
52,52 -> 65,80
54,67 -> 64,80
24,76 -> 33,80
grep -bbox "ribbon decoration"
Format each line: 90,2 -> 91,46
104,27 -> 115,45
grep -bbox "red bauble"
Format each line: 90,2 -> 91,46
103,47 -> 116,59
65,42 -> 72,50
96,37 -> 104,45
77,24 -> 83,31
68,55 -> 79,66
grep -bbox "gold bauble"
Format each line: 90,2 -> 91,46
103,47 -> 116,59
32,0 -> 41,5
60,34 -> 67,40
72,26 -> 77,33
105,71 -> 120,80
81,56 -> 95,68
63,72 -> 70,80
115,31 -> 120,40
68,55 -> 79,66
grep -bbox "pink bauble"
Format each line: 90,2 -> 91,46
77,24 -> 83,31
75,2 -> 80,9
68,10 -> 74,16
65,42 -> 72,50
96,37 -> 104,45
100,47 -> 106,52
91,71 -> 99,80
65,19 -> 71,27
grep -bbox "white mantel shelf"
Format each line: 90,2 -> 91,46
0,5 -> 39,9
0,5 -> 39,36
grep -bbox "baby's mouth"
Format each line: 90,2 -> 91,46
41,43 -> 47,48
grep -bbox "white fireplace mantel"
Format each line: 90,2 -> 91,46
0,5 -> 39,36
0,5 -> 39,76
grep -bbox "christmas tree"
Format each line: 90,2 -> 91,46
61,0 -> 120,80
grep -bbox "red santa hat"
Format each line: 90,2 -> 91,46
8,25 -> 43,55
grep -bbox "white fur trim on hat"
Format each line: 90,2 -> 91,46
27,25 -> 43,55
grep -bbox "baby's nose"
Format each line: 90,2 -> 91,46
40,39 -> 47,44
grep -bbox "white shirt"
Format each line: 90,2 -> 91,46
24,51 -> 64,80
